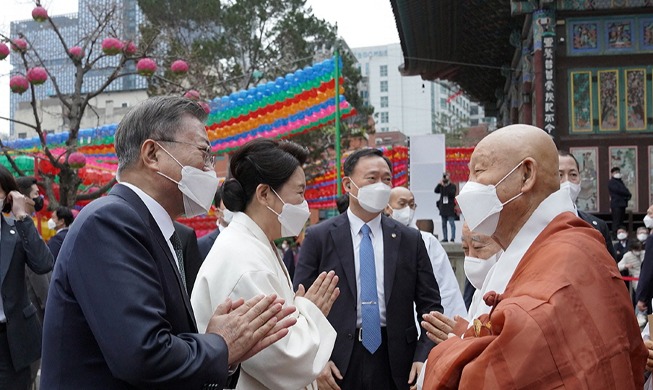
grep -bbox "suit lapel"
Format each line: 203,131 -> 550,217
330,214 -> 357,300
382,216 -> 400,306
111,185 -> 196,327
0,216 -> 18,288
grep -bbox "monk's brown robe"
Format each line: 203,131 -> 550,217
424,212 -> 647,389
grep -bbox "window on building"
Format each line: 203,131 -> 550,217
440,98 -> 446,109
440,85 -> 447,94
471,119 -> 479,126
380,65 -> 388,77
380,80 -> 388,92
18,133 -> 27,139
380,112 -> 389,123
380,96 -> 388,108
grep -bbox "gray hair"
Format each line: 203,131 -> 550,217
115,96 -> 208,173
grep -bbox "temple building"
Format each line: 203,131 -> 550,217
391,0 -> 653,217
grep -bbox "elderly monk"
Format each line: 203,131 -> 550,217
422,124 -> 646,389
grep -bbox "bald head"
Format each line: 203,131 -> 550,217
385,186 -> 416,219
466,124 -> 560,248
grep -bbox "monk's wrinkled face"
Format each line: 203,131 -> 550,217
461,224 -> 502,260
468,147 -> 523,204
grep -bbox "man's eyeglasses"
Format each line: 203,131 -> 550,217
155,140 -> 215,167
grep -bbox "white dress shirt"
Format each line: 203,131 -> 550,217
119,182 -> 179,268
347,208 -> 387,327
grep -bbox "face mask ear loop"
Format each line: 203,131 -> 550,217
155,141 -> 184,168
156,171 -> 180,185
271,188 -> 287,205
495,160 -> 524,188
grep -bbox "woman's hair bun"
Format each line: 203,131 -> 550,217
221,178 -> 247,212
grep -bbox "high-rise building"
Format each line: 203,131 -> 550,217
9,0 -> 147,138
352,43 -> 492,137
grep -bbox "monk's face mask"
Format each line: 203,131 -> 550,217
456,161 -> 524,236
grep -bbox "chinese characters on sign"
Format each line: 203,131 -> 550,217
543,34 -> 555,135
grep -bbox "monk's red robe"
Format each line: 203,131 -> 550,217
423,212 -> 647,389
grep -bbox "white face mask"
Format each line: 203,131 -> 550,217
613,173 -> 622,179
222,208 -> 234,224
390,206 -> 415,226
455,161 -> 524,236
638,233 -> 649,242
267,188 -> 310,238
560,180 -> 581,203
617,232 -> 628,241
47,218 -> 57,230
464,252 -> 500,290
349,180 -> 392,213
644,215 -> 653,229
156,143 -> 219,218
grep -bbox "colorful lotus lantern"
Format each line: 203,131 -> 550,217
11,38 -> 27,52
184,90 -> 200,100
9,75 -> 29,94
101,38 -> 123,56
0,43 -> 9,60
136,58 -> 157,77
32,6 -> 48,22
68,46 -> 84,61
26,67 -> 48,85
170,60 -> 189,75
123,41 -> 137,56
68,152 -> 86,169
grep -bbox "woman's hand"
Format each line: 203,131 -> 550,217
295,271 -> 340,316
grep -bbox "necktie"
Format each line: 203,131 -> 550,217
170,232 -> 187,291
360,224 -> 381,353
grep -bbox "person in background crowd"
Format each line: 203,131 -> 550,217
198,190 -> 233,260
618,240 -> 643,290
416,223 -> 502,390
41,96 -> 296,389
191,138 -> 338,390
608,166 -> 632,238
558,150 -> 617,261
295,148 -> 442,390
636,204 -> 653,315
0,167 -> 53,389
614,226 -> 631,261
434,172 -> 457,243
422,124 -> 645,388
638,226 -> 650,244
385,186 -> 466,319
46,206 -> 74,262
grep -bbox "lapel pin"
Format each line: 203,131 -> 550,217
9,229 -> 15,235
391,233 -> 397,238
592,221 -> 597,225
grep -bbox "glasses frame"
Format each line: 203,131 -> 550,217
154,139 -> 215,168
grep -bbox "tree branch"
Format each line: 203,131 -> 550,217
0,115 -> 38,131
75,177 -> 116,201
0,140 -> 26,177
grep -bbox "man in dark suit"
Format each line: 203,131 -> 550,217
41,96 -> 296,389
46,206 -> 74,262
0,167 -> 53,389
174,221 -> 202,295
608,166 -> 632,238
558,151 -> 617,261
294,148 -> 442,390
613,226 -> 630,261
198,191 -> 231,260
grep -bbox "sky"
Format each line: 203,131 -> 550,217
0,0 -> 400,136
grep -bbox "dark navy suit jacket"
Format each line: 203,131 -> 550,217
578,210 -> 617,261
41,184 -> 229,389
294,212 -> 442,390
46,228 -> 68,261
0,216 -> 53,371
198,228 -> 220,260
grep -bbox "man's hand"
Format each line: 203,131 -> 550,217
316,360 -> 342,390
421,311 -> 457,344
408,361 -> 423,390
295,270 -> 340,316
638,300 -> 648,312
206,294 -> 297,365
645,339 -> 653,372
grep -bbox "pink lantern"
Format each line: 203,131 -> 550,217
11,38 -> 27,52
136,58 -> 157,77
0,43 -> 9,60
101,38 -> 123,56
26,67 -> 48,85
68,152 -> 86,169
32,6 -> 48,22
68,46 -> 84,60
170,60 -> 189,75
198,101 -> 210,114
123,41 -> 137,56
183,90 -> 200,100
10,75 -> 29,94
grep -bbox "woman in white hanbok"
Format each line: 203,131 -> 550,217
191,139 -> 338,390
